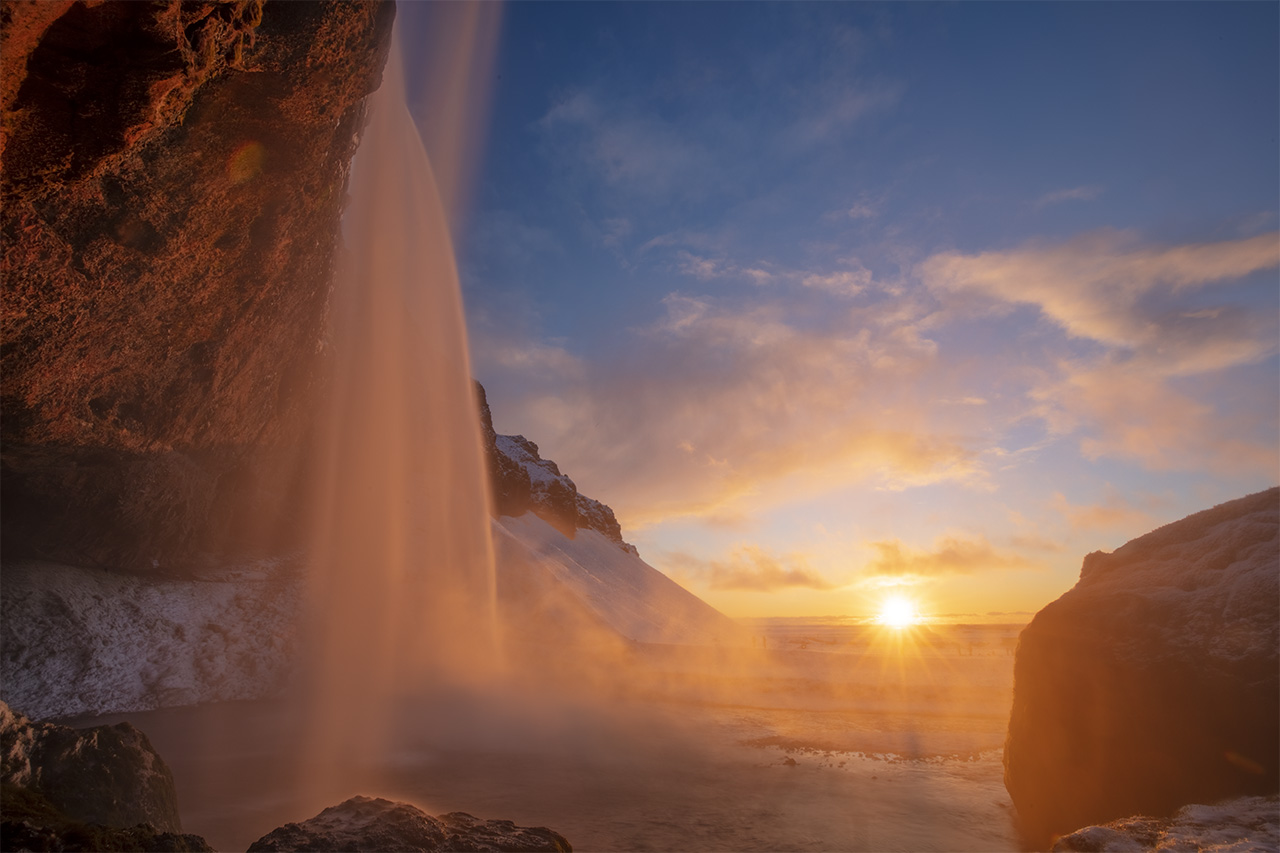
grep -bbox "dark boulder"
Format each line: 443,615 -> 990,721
0,700 -> 183,833
1004,488 -> 1280,845
1,781 -> 214,852
246,795 -> 572,852
1,0 -> 394,573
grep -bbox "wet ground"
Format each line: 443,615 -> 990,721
74,623 -> 1031,852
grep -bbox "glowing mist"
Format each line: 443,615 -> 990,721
299,38 -> 499,795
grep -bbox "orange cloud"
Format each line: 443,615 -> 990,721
1033,361 -> 1279,474
863,534 -> 1038,579
664,546 -> 837,592
472,289 -> 992,529
1050,489 -> 1162,534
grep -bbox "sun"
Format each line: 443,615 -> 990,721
879,595 -> 917,629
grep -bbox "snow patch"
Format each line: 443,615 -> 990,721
0,559 -> 301,720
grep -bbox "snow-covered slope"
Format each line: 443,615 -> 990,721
494,514 -> 745,647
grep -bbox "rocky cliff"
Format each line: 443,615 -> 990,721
1,0 -> 394,573
476,382 -> 638,555
1004,488 -> 1280,845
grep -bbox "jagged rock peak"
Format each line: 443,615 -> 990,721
475,382 -> 638,556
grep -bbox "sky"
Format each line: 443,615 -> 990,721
401,2 -> 1279,621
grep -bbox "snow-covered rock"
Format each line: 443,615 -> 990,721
246,795 -> 571,852
0,558 -> 301,720
494,514 -> 744,647
1052,795 -> 1280,853
0,700 -> 183,833
1005,488 -> 1280,845
476,382 -> 637,555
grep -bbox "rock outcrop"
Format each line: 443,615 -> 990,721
476,383 -> 637,555
1004,488 -> 1280,845
1052,795 -> 1279,853
0,782 -> 215,853
0,701 -> 183,834
1,0 -> 395,573
246,795 -> 572,852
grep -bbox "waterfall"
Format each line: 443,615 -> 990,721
298,34 -> 500,794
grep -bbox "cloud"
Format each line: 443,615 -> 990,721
536,90 -> 704,196
781,81 -> 905,149
664,546 -> 837,592
919,230 -> 1279,360
919,230 -> 1280,473
800,265 -> 873,296
480,289 -> 992,529
1051,489 -> 1161,534
1034,184 -> 1104,209
1032,361 -> 1278,474
862,534 -> 1038,580
666,245 -> 873,298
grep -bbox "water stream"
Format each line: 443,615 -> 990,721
297,36 -> 499,799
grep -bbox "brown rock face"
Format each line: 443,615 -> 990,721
1004,488 -> 1280,846
1,1 -> 395,571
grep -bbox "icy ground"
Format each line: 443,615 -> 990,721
1,558 -> 302,720
1,514 -> 742,719
1053,795 -> 1280,852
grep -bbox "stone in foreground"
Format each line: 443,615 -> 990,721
247,795 -> 572,852
0,700 -> 183,834
1005,488 -> 1279,844
1052,794 -> 1279,852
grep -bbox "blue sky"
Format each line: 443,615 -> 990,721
402,2 -> 1279,619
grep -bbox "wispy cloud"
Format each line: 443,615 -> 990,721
862,534 -> 1039,580
919,230 -> 1279,356
1033,362 -> 1279,474
1034,184 -> 1104,209
665,546 -> 837,591
919,230 -> 1280,473
1051,489 -> 1161,534
781,81 -> 905,150
536,90 -> 705,196
478,289 -> 992,529
666,243 -> 875,298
